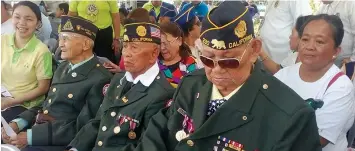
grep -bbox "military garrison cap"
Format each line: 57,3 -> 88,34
200,1 -> 254,50
123,22 -> 161,44
173,6 -> 198,33
60,16 -> 98,41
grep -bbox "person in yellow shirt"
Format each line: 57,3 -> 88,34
68,1 -> 120,63
1,1 -> 53,122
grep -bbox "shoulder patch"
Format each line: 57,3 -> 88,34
102,84 -> 110,96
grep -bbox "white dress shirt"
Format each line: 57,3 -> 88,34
260,0 -> 312,64
125,62 -> 160,87
1,18 -> 15,35
317,1 -> 355,67
35,13 -> 52,42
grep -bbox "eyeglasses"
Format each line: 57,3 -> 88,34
161,37 -> 178,47
199,41 -> 250,69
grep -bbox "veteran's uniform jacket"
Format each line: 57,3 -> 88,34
68,71 -> 175,151
122,65 -> 322,151
17,57 -> 112,146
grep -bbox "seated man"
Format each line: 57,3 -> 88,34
121,1 -> 321,151
1,16 -> 113,150
67,21 -> 175,151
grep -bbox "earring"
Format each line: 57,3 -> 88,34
332,56 -> 336,59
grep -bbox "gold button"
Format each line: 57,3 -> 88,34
187,140 -> 194,146
102,126 -> 107,132
48,99 -> 52,103
68,93 -> 73,99
43,110 -> 48,114
52,88 -> 56,92
96,64 -> 100,67
110,112 -> 116,117
97,141 -> 103,146
242,116 -> 247,120
263,84 -> 268,90
116,96 -> 119,99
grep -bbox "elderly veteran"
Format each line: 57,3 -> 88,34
67,21 -> 175,151
121,1 -> 321,151
1,16 -> 113,151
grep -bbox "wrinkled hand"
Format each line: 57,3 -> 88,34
342,58 -> 351,65
103,61 -> 121,73
2,122 -> 20,144
10,132 -> 28,149
112,39 -> 120,55
1,97 -> 16,109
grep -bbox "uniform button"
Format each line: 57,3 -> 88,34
242,116 -> 247,120
113,126 -> 121,134
263,84 -> 268,90
117,85 -> 120,88
97,141 -> 103,146
96,64 -> 100,67
156,76 -> 160,79
111,112 -> 116,117
52,88 -> 56,92
102,126 -> 107,131
116,96 -> 119,99
48,99 -> 52,103
68,93 -> 73,99
43,110 -> 49,114
71,72 -> 77,77
187,140 -> 194,146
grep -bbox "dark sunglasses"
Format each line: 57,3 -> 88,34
199,41 -> 250,69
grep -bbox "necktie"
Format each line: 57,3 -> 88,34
121,82 -> 133,96
207,99 -> 226,117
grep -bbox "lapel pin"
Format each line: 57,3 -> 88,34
122,96 -> 128,103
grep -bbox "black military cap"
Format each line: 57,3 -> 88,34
200,1 -> 254,50
60,16 -> 98,41
123,22 -> 161,44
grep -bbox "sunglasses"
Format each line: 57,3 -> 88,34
199,41 -> 250,69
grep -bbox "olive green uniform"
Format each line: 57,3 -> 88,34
122,66 -> 322,151
68,72 -> 175,151
17,57 -> 112,146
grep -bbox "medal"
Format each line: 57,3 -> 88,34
128,131 -> 136,139
128,120 -> 137,139
114,114 -> 125,134
175,130 -> 187,141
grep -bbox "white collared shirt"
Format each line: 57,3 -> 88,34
125,62 -> 160,87
260,0 -> 312,64
317,1 -> 355,67
210,84 -> 242,101
1,19 -> 15,35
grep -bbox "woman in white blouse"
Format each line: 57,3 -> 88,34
275,14 -> 355,151
259,15 -> 312,74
